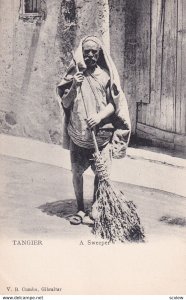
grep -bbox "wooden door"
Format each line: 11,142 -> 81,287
136,0 -> 186,138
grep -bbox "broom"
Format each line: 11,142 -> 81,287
72,52 -> 145,243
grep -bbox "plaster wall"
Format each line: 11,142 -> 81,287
0,0 -> 110,144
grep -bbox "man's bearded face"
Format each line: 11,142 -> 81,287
82,41 -> 100,68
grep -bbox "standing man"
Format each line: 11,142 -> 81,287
57,36 -> 131,225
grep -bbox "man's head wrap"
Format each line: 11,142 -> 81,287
82,36 -> 101,49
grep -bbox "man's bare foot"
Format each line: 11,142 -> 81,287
82,213 -> 94,226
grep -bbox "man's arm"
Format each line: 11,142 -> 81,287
87,103 -> 115,128
61,83 -> 77,109
61,72 -> 84,108
87,83 -> 115,128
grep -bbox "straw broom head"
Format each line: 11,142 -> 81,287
91,152 -> 145,243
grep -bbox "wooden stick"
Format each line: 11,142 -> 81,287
71,52 -> 99,153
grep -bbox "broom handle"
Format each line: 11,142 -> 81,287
72,52 -> 99,153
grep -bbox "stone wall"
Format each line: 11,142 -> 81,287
0,0 -> 111,145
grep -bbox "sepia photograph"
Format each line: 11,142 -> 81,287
0,0 -> 186,297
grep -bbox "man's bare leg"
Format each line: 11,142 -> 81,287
70,140 -> 91,214
72,172 -> 84,212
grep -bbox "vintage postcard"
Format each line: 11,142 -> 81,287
0,0 -> 186,297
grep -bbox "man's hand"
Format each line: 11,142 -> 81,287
87,103 -> 115,128
73,72 -> 84,87
87,113 -> 102,128
61,72 -> 83,108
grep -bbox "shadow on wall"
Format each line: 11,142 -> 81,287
21,22 -> 42,95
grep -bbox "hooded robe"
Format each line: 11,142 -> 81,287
57,36 -> 131,159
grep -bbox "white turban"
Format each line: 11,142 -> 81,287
82,36 -> 101,48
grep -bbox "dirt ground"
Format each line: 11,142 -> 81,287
0,154 -> 186,240
0,154 -> 186,295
